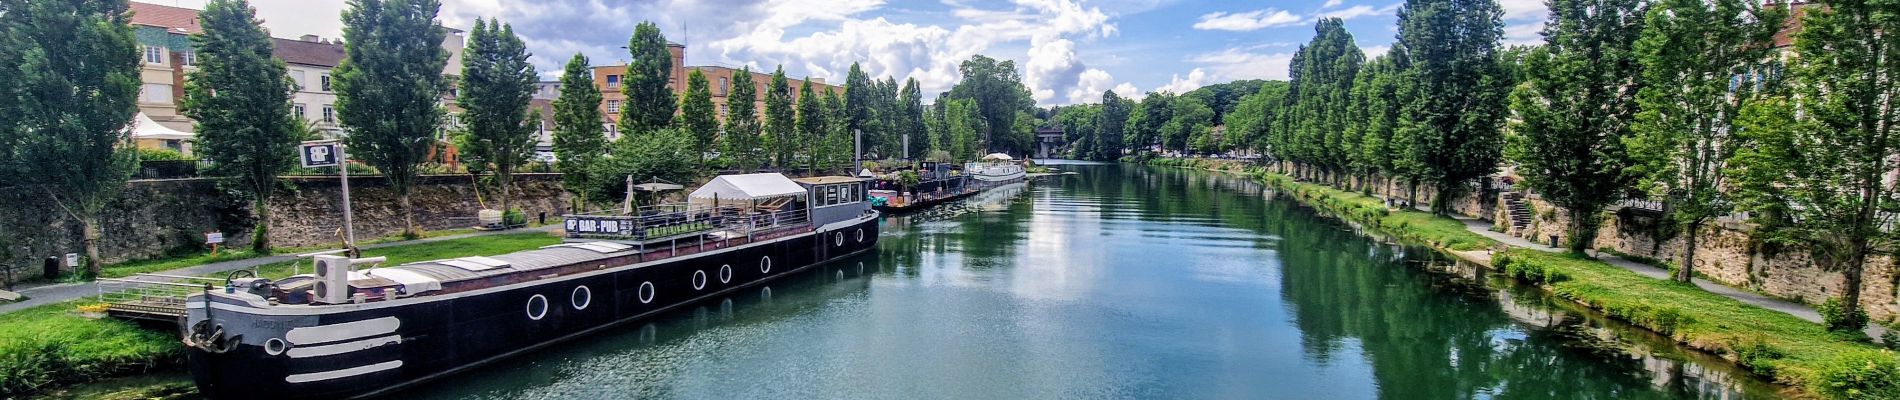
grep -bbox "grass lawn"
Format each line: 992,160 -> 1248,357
0,230 -> 563,398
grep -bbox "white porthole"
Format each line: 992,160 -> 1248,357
571,285 -> 592,310
639,281 -> 656,304
760,256 -> 772,273
526,294 -> 549,320
720,264 -> 733,283
264,338 -> 289,356
856,228 -> 865,243
835,232 -> 844,246
692,270 -> 708,290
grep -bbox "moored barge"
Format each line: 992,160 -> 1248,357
180,173 -> 879,399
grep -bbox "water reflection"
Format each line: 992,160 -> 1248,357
396,164 -> 1779,400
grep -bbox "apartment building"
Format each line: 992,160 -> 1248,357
589,44 -> 841,140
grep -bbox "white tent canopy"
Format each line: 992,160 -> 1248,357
982,153 -> 1014,161
130,112 -> 193,140
689,173 -> 807,202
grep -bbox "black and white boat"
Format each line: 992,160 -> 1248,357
965,153 -> 1027,188
180,173 -> 879,399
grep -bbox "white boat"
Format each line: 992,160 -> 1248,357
966,153 -> 1026,186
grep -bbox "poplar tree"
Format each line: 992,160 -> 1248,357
842,63 -> 874,151
679,69 -> 717,174
899,78 -> 928,159
454,18 -> 537,213
945,99 -> 982,161
183,0 -> 300,253
1728,0 -> 1900,332
334,0 -> 451,238
1285,18 -> 1361,185
795,79 -> 825,174
1507,0 -> 1646,255
823,89 -> 851,172
1348,52 -> 1410,196
0,0 -> 141,277
1096,91 -> 1130,160
722,67 -> 764,171
551,53 -> 605,210
619,21 -> 674,136
1629,0 -> 1782,282
763,67 -> 796,169
1395,0 -> 1510,214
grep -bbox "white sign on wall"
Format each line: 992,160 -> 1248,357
205,232 -> 225,245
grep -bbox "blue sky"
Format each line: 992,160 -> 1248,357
159,0 -> 1548,105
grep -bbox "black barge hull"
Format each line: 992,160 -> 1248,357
186,216 -> 879,399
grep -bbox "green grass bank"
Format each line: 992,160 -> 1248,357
0,231 -> 562,398
1138,157 -> 1900,399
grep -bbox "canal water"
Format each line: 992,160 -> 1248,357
397,163 -> 1784,399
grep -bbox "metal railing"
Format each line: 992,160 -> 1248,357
566,204 -> 811,242
97,273 -> 226,319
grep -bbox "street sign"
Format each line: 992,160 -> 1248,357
301,141 -> 342,168
64,253 -> 79,268
205,232 -> 224,244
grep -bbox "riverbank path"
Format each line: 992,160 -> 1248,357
1415,205 -> 1892,341
0,225 -> 562,314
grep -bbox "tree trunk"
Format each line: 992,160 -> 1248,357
81,215 -> 102,279
252,196 -> 272,254
498,166 -> 513,213
401,192 -> 419,238
1839,238 -> 1870,331
1568,207 -> 1594,256
1675,221 -> 1700,282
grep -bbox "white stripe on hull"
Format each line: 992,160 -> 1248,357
286,317 -> 400,345
284,360 -> 403,383
287,334 -> 401,359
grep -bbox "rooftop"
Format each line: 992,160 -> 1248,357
128,1 -> 203,34
272,37 -> 347,68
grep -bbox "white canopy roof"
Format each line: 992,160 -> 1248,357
983,153 -> 1015,161
689,173 -> 807,201
130,113 -> 193,140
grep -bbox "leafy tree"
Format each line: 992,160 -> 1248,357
823,88 -> 852,173
619,21 -> 674,136
0,0 -> 140,277
1226,82 -> 1289,154
1396,0 -> 1511,214
590,128 -> 695,207
1096,91 -> 1131,160
842,63 -> 874,151
1506,0 -> 1646,255
678,69 -> 717,174
334,0 -> 451,238
763,67 -> 796,169
1283,18 -> 1362,184
898,78 -> 928,159
925,95 -> 949,157
454,18 -> 537,214
1056,105 -> 1100,159
551,53 -> 605,211
1125,92 -> 1174,154
1348,51 -> 1411,196
722,67 -> 764,171
945,98 -> 982,161
1628,0 -> 1782,282
182,0 -> 300,252
1163,96 -> 1214,155
947,55 -> 1035,155
1728,0 -> 1900,332
795,79 -> 825,174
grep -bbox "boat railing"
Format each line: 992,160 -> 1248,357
97,273 -> 227,321
565,205 -> 810,242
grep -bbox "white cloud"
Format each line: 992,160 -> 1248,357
1323,0 -> 1345,7
1361,45 -> 1390,58
1187,47 -> 1295,81
1319,5 -> 1387,20
1154,68 -> 1209,94
1192,9 -> 1305,31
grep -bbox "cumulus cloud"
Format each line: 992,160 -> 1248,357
1154,68 -> 1209,94
1188,47 -> 1295,81
1192,9 -> 1305,31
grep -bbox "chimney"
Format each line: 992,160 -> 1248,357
301,34 -> 319,42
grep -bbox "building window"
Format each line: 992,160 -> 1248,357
321,105 -> 334,123
291,70 -> 307,90
606,75 -> 620,89
139,83 -> 173,103
719,77 -> 729,96
607,100 -> 620,114
718,104 -> 727,119
144,46 -> 163,64
180,51 -> 195,66
320,74 -> 332,92
294,103 -> 306,119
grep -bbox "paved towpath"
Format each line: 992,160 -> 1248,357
1409,203 -> 1892,341
0,225 -> 560,314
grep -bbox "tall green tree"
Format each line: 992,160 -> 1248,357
590,128 -> 695,207
619,21 -> 674,136
1506,0 -> 1646,255
948,55 -> 1035,155
1396,0 -> 1511,214
1226,82 -> 1289,155
1283,19 -> 1363,184
898,78 -> 928,159
0,0 -> 140,277
763,67 -> 796,169
551,53 -> 605,211
1349,51 -> 1411,196
722,67 -> 764,171
1629,0 -> 1782,282
1125,92 -> 1174,154
823,89 -> 852,173
1164,96 -> 1214,155
454,18 -> 537,214
1728,0 -> 1900,332
945,98 -> 982,161
795,79 -> 825,174
1096,91 -> 1130,160
842,63 -> 874,152
334,0 -> 451,238
182,0 -> 300,253
678,69 -> 717,174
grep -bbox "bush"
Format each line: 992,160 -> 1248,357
502,208 -> 527,227
136,148 -> 187,161
1814,351 -> 1900,400
1735,338 -> 1788,376
1821,297 -> 1870,333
